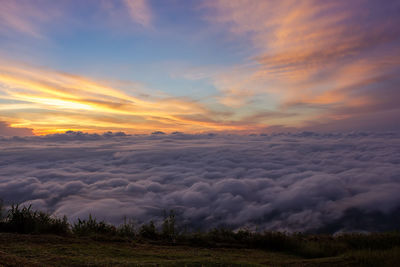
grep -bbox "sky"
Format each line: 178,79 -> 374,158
0,0 -> 400,135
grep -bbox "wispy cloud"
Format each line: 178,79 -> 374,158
123,0 -> 153,28
0,61 -> 258,134
206,0 -> 400,130
0,0 -> 56,38
1,1 -> 399,133
0,0 -> 154,39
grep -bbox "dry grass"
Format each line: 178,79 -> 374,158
0,233 -> 357,266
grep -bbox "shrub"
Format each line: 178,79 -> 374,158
161,210 -> 176,241
72,214 -> 116,236
4,204 -> 69,235
139,221 -> 158,239
117,217 -> 136,238
1,199 -> 400,261
0,199 -> 4,219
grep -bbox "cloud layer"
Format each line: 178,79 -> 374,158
0,132 -> 399,233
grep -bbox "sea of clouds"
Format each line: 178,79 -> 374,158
0,131 -> 399,233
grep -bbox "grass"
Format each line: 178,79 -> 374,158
0,233 -> 354,266
345,247 -> 400,267
0,204 -> 399,266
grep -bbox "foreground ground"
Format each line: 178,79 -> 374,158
1,233 -> 398,266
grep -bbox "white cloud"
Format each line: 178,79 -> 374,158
0,132 -> 399,232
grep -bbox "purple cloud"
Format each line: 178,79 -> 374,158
0,132 -> 399,232
0,121 -> 33,137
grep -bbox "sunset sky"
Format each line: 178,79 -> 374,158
1,0 -> 399,135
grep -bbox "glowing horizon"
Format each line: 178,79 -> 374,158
1,0 -> 399,135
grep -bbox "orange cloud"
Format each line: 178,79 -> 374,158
0,61 -> 265,134
0,120 -> 33,136
206,0 -> 400,129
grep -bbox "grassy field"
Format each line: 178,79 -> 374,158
0,233 -> 357,266
1,233 -> 399,266
0,205 -> 399,266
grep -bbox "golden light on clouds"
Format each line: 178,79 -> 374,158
0,61 -> 262,135
1,0 -> 399,135
206,0 -> 400,131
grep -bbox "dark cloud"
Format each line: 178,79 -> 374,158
0,132 -> 399,232
301,109 -> 400,133
0,121 -> 33,136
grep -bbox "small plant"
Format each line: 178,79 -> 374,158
139,220 -> 158,239
1,198 -> 400,266
162,210 -> 176,241
117,217 -> 136,238
4,204 -> 69,235
72,214 -> 117,236
0,199 -> 4,220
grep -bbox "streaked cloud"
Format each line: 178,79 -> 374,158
0,61 -> 257,134
0,0 -> 154,39
0,0 -> 399,133
206,0 -> 400,130
0,0 -> 55,38
123,0 -> 153,28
